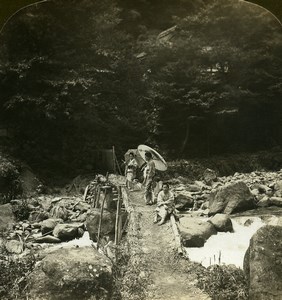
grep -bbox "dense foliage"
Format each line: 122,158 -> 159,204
0,251 -> 36,300
142,0 -> 282,156
0,0 -> 281,174
197,264 -> 248,300
0,152 -> 21,203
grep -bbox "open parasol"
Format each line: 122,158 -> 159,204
124,149 -> 145,168
137,144 -> 167,171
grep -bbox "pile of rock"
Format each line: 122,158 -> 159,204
3,193 -> 120,254
168,169 -> 282,248
171,169 -> 282,216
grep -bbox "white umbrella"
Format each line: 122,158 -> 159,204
137,144 -> 167,171
124,149 -> 145,168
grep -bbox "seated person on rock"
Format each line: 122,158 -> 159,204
154,183 -> 175,225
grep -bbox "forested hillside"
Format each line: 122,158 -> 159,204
0,0 -> 281,174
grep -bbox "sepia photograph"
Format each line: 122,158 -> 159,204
0,1 -> 281,299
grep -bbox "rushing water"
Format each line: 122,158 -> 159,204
185,216 -> 270,269
43,231 -> 95,254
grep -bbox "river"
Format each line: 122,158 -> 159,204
185,207 -> 282,268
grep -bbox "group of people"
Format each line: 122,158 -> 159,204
124,151 -> 176,225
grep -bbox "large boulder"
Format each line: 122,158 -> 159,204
178,217 -> 217,247
0,203 -> 15,231
53,223 -> 84,241
85,208 -> 116,242
209,181 -> 255,215
27,247 -> 113,300
244,225 -> 282,300
273,180 -> 282,197
208,214 -> 233,232
175,193 -> 194,210
41,218 -> 62,235
269,197 -> 282,207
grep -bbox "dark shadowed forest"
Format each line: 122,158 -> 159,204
0,0 -> 281,176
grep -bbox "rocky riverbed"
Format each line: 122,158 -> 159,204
0,168 -> 282,299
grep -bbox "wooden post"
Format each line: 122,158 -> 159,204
83,185 -> 89,202
96,189 -> 107,250
118,210 -> 123,243
114,186 -> 122,245
114,152 -> 122,175
94,186 -> 101,208
112,146 -> 116,174
170,214 -> 183,255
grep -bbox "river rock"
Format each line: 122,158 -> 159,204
175,193 -> 194,210
74,202 -> 91,212
74,212 -> 88,222
53,223 -> 84,241
257,196 -> 270,207
29,210 -> 49,222
85,208 -> 116,242
38,196 -> 53,211
41,218 -> 62,235
269,197 -> 282,207
203,168 -> 217,185
194,180 -> 209,190
208,214 -> 233,232
0,203 -> 15,231
244,225 -> 282,300
258,184 -> 270,194
251,188 -> 259,197
50,205 -> 69,221
34,235 -> 61,243
200,201 -> 209,210
178,217 -> 217,247
208,181 -> 255,215
5,239 -> 24,254
274,180 -> 282,194
186,184 -> 202,192
27,247 -> 113,300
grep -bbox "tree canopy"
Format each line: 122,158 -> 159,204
0,0 -> 281,174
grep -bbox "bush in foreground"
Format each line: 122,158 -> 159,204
197,264 -> 248,300
0,251 -> 36,300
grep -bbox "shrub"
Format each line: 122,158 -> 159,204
12,199 -> 30,221
112,242 -> 149,300
197,264 -> 248,300
0,253 -> 36,300
0,153 -> 21,204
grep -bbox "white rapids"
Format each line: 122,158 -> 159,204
42,231 -> 95,254
185,216 -> 267,269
